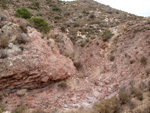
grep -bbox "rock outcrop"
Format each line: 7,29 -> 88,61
0,0 -> 149,112
0,21 -> 76,92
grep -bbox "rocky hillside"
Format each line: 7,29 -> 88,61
0,0 -> 150,113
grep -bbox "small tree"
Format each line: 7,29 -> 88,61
29,17 -> 51,34
15,7 -> 32,19
1,3 -> 8,9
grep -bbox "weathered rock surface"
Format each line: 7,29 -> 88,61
77,19 -> 150,98
49,29 -> 74,56
0,21 -> 76,92
2,19 -> 150,112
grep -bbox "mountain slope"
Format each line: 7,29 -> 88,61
0,0 -> 149,113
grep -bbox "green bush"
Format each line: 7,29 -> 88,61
1,3 -> 8,9
29,17 -> 51,34
140,56 -> 147,65
28,1 -> 40,10
15,7 -> 32,19
102,29 -> 113,42
52,5 -> 61,12
110,55 -> 115,61
33,1 -> 40,9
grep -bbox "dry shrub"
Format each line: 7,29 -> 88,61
0,105 -> 4,113
32,109 -> 46,113
15,33 -> 29,44
92,96 -> 119,113
49,109 -> 58,113
77,72 -> 84,78
0,36 -> 9,48
145,68 -> 150,77
19,20 -> 29,33
57,81 -> 68,90
73,61 -> 82,71
128,101 -> 136,109
132,88 -> 143,101
118,90 -> 130,105
12,105 -> 28,113
73,108 -> 91,113
133,104 -> 150,113
0,49 -> 8,59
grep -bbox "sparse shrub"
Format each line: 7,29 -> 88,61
106,10 -> 113,14
52,5 -> 61,12
1,3 -> 8,9
102,29 -> 113,42
57,81 -> 68,90
46,0 -> 52,2
140,56 -> 147,65
54,15 -> 62,20
109,55 -> 115,61
29,17 -> 51,34
15,7 -> 32,19
28,1 -> 40,10
82,11 -> 89,15
33,1 -> 40,9
36,12 -> 43,16
73,22 -> 80,27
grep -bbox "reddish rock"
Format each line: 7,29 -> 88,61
0,22 -> 76,91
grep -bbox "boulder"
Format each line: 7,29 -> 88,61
16,89 -> 27,97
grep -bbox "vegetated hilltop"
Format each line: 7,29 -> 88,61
0,0 -> 150,113
0,0 -> 142,43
